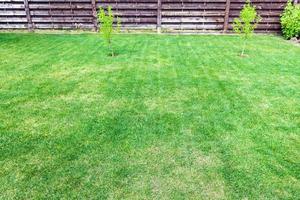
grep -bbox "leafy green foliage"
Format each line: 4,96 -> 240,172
233,0 -> 261,56
98,6 -> 121,56
280,0 -> 300,39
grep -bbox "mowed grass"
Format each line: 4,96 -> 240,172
0,33 -> 299,199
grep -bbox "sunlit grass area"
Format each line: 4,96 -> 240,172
0,33 -> 299,199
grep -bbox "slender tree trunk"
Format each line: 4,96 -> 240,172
241,39 -> 246,57
108,39 -> 114,57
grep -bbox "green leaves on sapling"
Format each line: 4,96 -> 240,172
98,6 -> 121,56
233,0 -> 261,56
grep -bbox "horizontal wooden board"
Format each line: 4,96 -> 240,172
0,0 -> 290,32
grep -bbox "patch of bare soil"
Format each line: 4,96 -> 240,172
290,37 -> 300,46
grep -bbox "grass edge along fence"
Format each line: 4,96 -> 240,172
0,0 -> 299,33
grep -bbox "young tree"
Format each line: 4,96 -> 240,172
233,0 -> 261,56
98,6 -> 121,56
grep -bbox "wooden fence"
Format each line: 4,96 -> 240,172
0,0 -> 297,33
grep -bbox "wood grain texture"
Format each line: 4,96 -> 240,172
157,0 -> 162,33
91,0 -> 97,31
25,0 -> 33,30
0,0 -> 288,32
223,0 -> 231,32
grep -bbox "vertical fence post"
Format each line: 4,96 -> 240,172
223,0 -> 231,32
24,0 -> 33,31
157,0 -> 162,33
92,0 -> 98,31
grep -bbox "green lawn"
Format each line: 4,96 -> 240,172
0,33 -> 299,199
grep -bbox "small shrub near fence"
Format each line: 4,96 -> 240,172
281,0 -> 300,39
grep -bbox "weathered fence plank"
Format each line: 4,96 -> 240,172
24,0 -> 33,30
223,0 -> 231,32
157,0 -> 162,33
91,0 -> 98,31
0,0 -> 289,33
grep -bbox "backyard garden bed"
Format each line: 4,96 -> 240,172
0,33 -> 299,199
